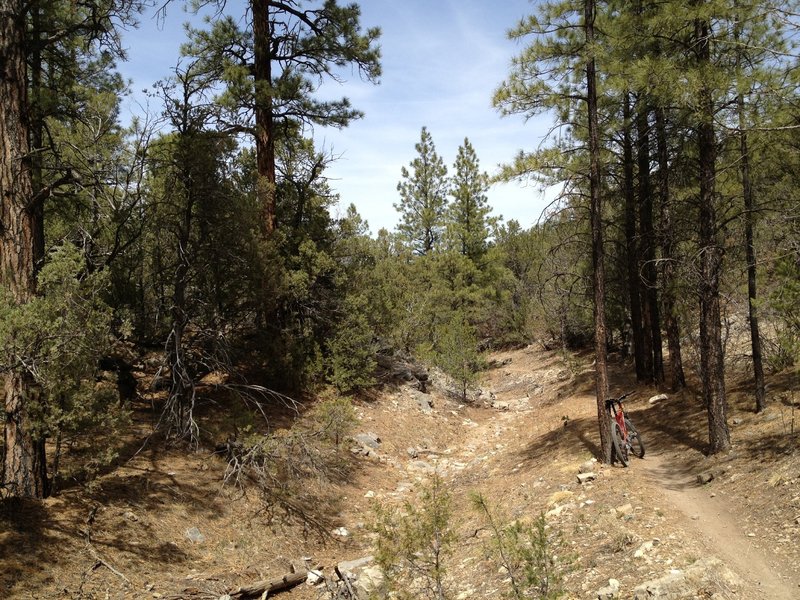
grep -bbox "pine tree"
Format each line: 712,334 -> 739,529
495,0 -> 613,461
447,138 -> 493,262
395,127 -> 450,255
183,0 -> 381,234
1,0 -> 139,498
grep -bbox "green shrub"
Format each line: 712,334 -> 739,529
370,473 -> 456,600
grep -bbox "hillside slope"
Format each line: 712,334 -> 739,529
1,345 -> 798,599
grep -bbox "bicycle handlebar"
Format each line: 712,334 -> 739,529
605,391 -> 635,406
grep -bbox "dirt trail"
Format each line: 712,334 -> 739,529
641,448 -> 799,599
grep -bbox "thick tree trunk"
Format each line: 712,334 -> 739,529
1,0 -> 48,497
622,94 -> 646,379
253,0 -> 277,234
738,95 -> 766,413
636,104 -> 664,384
586,0 -> 611,463
696,17 -> 730,454
655,107 -> 685,390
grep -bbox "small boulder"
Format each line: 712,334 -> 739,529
615,503 -> 634,517
577,472 -> 597,484
355,432 -> 381,449
697,472 -> 714,485
306,570 -> 324,586
597,578 -> 620,599
648,393 -> 668,405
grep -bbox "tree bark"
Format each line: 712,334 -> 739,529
655,107 -> 686,390
253,0 -> 277,234
636,103 -> 664,384
0,0 -> 48,497
585,0 -> 611,463
738,99 -> 766,413
696,16 -> 730,454
622,94 -> 646,379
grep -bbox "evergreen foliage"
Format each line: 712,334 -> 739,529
396,127 -> 450,255
371,473 -> 456,600
447,138 -> 494,261
472,493 -> 570,599
0,244 -> 128,487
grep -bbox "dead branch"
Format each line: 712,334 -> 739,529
227,568 -> 308,599
86,542 -> 131,585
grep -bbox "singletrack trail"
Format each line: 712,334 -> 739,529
640,447 -> 799,599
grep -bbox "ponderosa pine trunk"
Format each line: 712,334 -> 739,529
586,0 -> 611,463
655,107 -> 686,390
737,97 -> 766,413
253,0 -> 277,234
636,104 -> 664,384
695,15 -> 730,454
1,0 -> 48,497
622,94 -> 646,379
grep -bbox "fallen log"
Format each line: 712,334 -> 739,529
228,569 -> 308,599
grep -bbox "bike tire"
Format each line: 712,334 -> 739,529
625,417 -> 645,459
611,420 -> 629,467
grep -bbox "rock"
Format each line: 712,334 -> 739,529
338,556 -> 375,573
732,417 -> 743,425
408,460 -> 436,473
634,541 -> 655,558
492,400 -> 510,411
545,503 -> 575,518
306,570 -> 324,585
579,460 -> 596,474
633,569 -> 686,599
649,393 -> 668,405
218,595 -> 232,600
597,578 -> 620,599
615,503 -> 634,517
415,392 -> 433,413
406,447 -> 418,459
354,565 -> 384,599
332,526 -> 349,537
355,432 -> 381,449
123,510 -> 139,522
633,558 -> 742,599
185,527 -> 205,544
364,490 -> 375,498
337,556 -> 383,599
577,472 -> 597,484
697,472 -> 714,485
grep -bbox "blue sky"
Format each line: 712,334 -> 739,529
118,0 -> 553,234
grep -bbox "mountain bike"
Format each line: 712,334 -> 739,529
605,391 -> 645,467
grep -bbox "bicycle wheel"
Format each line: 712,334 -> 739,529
611,420 -> 629,467
625,417 -> 645,459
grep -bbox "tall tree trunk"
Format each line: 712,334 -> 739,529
1,0 -> 48,497
586,0 -> 611,463
738,97 -> 765,412
622,94 -> 646,379
636,103 -> 664,384
736,95 -> 766,411
655,107 -> 686,390
253,0 -> 277,234
696,16 -> 730,454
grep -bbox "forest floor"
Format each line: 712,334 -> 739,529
1,345 -> 799,599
